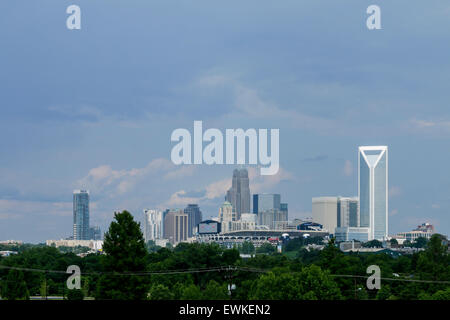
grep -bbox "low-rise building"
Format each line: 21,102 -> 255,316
0,251 -> 18,257
0,240 -> 23,245
335,227 -> 370,242
339,240 -> 362,251
46,239 -> 103,251
394,223 -> 435,242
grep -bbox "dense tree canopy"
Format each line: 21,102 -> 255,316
1,269 -> 29,300
0,223 -> 448,300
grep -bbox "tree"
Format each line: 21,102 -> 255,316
389,238 -> 398,247
296,265 -> 342,300
95,211 -> 149,300
39,278 -> 48,299
1,269 -> 29,300
319,238 -> 343,271
413,237 -> 428,249
256,243 -> 276,254
146,240 -> 161,253
376,285 -> 392,300
355,286 -> 369,300
239,241 -> 255,254
181,284 -> 203,300
67,289 -> 84,300
363,240 -> 383,248
431,287 -> 450,300
203,280 -> 228,300
403,240 -> 412,247
250,265 -> 341,300
148,284 -> 173,300
425,234 -> 447,262
82,277 -> 90,297
284,238 -> 304,252
222,249 -> 240,265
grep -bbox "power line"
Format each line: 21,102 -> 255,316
0,265 -> 247,276
1,264 -> 449,284
330,274 -> 450,285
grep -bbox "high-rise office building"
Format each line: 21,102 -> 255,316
225,168 -> 250,220
88,226 -> 102,240
184,204 -> 202,238
313,196 -> 359,234
164,209 -> 188,245
228,213 -> 258,232
253,194 -> 288,230
144,209 -> 163,242
338,197 -> 359,228
219,201 -> 234,233
359,146 -> 388,241
258,209 -> 277,229
280,203 -> 288,217
73,190 -> 90,240
275,203 -> 289,229
253,194 -> 281,214
312,197 -> 339,234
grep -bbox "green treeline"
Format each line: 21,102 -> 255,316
0,211 -> 449,300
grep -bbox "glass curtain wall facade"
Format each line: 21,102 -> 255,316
358,146 -> 388,241
73,190 -> 90,240
226,169 -> 250,220
184,204 -> 202,238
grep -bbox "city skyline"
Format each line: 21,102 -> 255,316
1,152 -> 448,243
2,2 -> 450,242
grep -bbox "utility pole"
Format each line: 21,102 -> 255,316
226,266 -> 236,300
44,271 -> 48,300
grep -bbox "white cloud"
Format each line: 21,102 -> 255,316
163,165 -> 196,180
77,158 -> 190,196
247,166 -> 294,193
164,190 -> 203,208
163,166 -> 294,208
204,178 -> 232,200
163,177 -> 231,208
410,118 -> 450,131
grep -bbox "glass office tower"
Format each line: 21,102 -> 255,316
253,194 -> 281,214
184,204 -> 203,238
358,146 -> 388,241
225,168 -> 250,220
73,190 -> 90,240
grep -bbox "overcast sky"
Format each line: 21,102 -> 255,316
1,1 -> 450,242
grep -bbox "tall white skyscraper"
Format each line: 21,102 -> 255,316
219,201 -> 234,233
144,209 -> 163,243
358,146 -> 388,241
